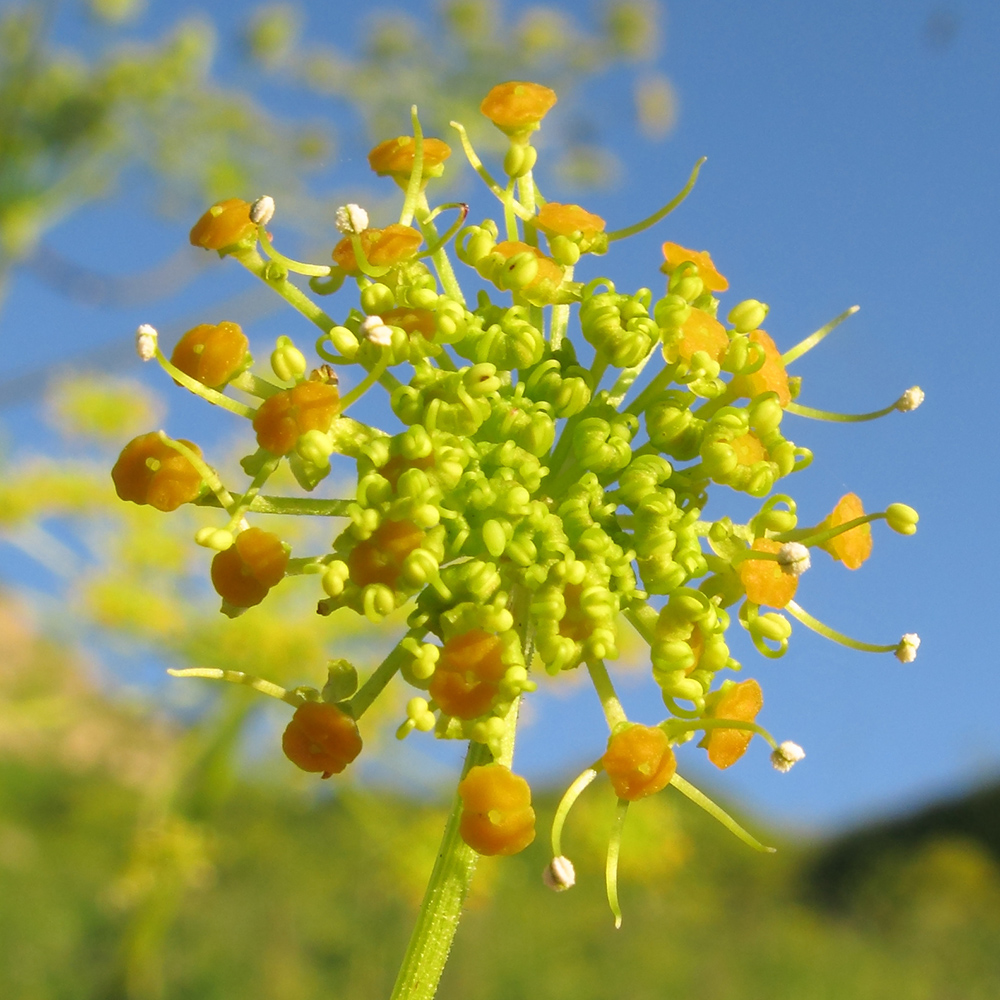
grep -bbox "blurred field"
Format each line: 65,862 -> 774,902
2,598 -> 999,1000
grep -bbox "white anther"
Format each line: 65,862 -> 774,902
543,855 -> 576,891
135,323 -> 158,361
896,386 -> 924,412
770,740 -> 806,773
359,314 -> 393,346
335,203 -> 369,235
895,632 -> 920,663
777,541 -> 811,576
250,195 -> 275,226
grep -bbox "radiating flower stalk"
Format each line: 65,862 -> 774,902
113,81 -> 921,999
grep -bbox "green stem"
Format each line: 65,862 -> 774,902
624,362 -> 677,415
192,494 -> 353,517
785,399 -> 901,422
587,660 -> 628,730
416,193 -> 465,305
606,157 -> 706,241
389,587 -> 530,1000
781,305 -> 859,365
669,773 -> 775,853
784,600 -> 899,653
388,740 -> 492,1000
348,638 -> 421,720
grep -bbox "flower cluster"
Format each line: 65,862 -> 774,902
114,81 -> 920,921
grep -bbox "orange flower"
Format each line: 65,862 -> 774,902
347,519 -> 425,589
669,308 -> 729,364
210,527 -> 288,609
429,629 -> 507,720
111,432 -> 203,512
281,701 -> 362,778
480,81 -> 557,135
252,381 -> 340,456
660,242 -> 728,292
189,198 -> 256,251
367,136 -> 452,179
819,493 -> 872,570
702,679 -> 763,769
170,321 -> 249,389
739,537 -> 798,608
729,330 -> 791,406
536,202 -> 606,241
332,224 -> 423,275
458,763 -> 536,856
602,724 -> 677,801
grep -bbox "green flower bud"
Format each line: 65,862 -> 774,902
749,393 -> 784,435
362,583 -> 396,623
653,293 -> 692,331
885,503 -> 919,535
195,526 -> 234,551
668,266 -> 704,303
503,142 -> 538,178
270,335 -> 307,382
296,429 -> 335,469
752,611 -> 792,643
457,224 -> 497,266
727,299 -> 769,333
322,659 -> 359,702
322,325 -> 359,360
360,282 -> 396,315
549,234 -> 581,267
482,519 -> 508,558
463,363 -> 502,397
321,560 -> 350,598
405,696 -> 436,731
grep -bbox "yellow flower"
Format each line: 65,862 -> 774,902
660,241 -> 729,292
820,493 -> 872,569
702,679 -> 764,769
367,136 -> 452,183
481,81 -> 557,137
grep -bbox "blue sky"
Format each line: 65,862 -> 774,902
2,0 -> 998,832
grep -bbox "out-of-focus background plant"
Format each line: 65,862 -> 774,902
1,0 -> 999,997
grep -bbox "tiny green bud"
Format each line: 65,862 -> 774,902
324,326 -> 359,359
549,235 -> 581,267
885,503 -> 919,535
195,526 -> 234,551
727,299 -> 769,333
296,429 -> 335,469
270,335 -> 307,382
503,143 -> 538,178
360,282 -> 396,315
321,560 -> 350,597
322,659 -> 359,702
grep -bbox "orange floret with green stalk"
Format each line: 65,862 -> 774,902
210,527 -> 288,609
602,724 -> 677,801
429,629 -> 507,720
347,519 -> 425,589
480,81 -> 557,134
252,381 -> 340,456
729,329 -> 791,406
170,321 -> 249,389
701,678 -> 764,769
457,763 -> 536,856
368,136 -> 452,180
739,537 -> 798,608
189,198 -> 256,251
380,307 -> 437,340
332,224 -> 423,275
660,242 -> 729,293
820,493 -> 873,569
537,202 -> 606,241
112,432 -> 204,512
282,701 -> 362,778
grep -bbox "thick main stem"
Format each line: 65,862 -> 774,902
389,587 -> 531,1000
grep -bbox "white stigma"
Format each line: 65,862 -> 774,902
250,195 -> 275,226
777,541 -> 811,576
895,633 -> 920,663
896,386 -> 924,412
135,323 -> 158,361
359,315 -> 393,347
336,203 -> 369,235
770,740 -> 806,773
543,855 -> 576,891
